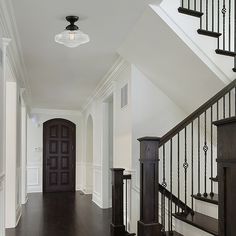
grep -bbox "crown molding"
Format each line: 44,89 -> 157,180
30,108 -> 81,117
81,56 -> 130,112
0,0 -> 32,104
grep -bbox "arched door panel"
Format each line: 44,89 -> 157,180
43,119 -> 76,192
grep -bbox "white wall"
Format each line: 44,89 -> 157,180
85,115 -> 93,194
5,81 -> 18,228
113,67 -> 132,169
80,60 -> 132,208
21,101 -> 27,204
0,46 -> 5,236
26,109 -> 82,193
0,39 -> 11,236
130,65 -> 187,233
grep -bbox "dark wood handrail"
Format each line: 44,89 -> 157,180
159,184 -> 194,215
159,79 -> 236,146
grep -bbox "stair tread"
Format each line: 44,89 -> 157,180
210,176 -> 218,182
164,231 -> 183,236
197,29 -> 221,38
178,7 -> 204,17
215,49 -> 236,57
173,211 -> 218,235
125,232 -> 135,236
192,193 -> 218,205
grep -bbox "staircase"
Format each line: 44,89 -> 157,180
178,0 -> 236,71
135,79 -> 236,236
110,2 -> 236,236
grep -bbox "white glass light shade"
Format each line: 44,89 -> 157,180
55,30 -> 90,48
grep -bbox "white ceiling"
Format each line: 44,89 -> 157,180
11,0 -> 150,110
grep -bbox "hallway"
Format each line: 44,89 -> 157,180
6,192 -> 111,236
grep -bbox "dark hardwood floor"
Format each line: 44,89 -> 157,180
6,192 -> 111,236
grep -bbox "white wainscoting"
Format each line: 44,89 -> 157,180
0,173 -> 5,236
27,165 -> 42,193
28,162 -> 88,193
92,165 -> 102,208
76,162 -> 83,191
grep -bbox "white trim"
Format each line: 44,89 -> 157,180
81,57 -> 129,112
0,0 -> 32,102
0,173 -> 5,191
27,167 -> 39,186
15,205 -> 22,227
30,108 -> 81,117
27,166 -> 42,193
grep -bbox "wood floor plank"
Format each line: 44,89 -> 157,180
6,192 -> 112,236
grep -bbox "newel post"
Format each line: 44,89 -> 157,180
110,168 -> 125,236
213,117 -> 236,236
138,137 -> 162,236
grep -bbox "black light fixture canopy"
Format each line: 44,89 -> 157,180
65,16 -> 79,31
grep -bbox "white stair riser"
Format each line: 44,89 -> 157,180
194,199 -> 218,219
175,218 -> 215,236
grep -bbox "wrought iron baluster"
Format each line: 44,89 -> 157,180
184,127 -> 188,206
177,133 -> 180,211
161,193 -> 165,231
235,87 -> 236,115
217,100 -> 219,119
212,0 -> 215,32
210,106 -> 214,197
206,0 -> 209,30
222,1 -> 226,50
203,111 -> 208,197
170,139 -> 173,231
229,91 -> 231,117
125,178 -> 128,231
223,95 -> 226,118
217,0 -> 220,48
191,121 -> 194,209
234,0 -> 236,69
229,0 -> 231,51
200,0 -> 203,29
162,145 -> 166,232
197,116 -> 201,196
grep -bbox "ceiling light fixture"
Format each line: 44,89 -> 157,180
55,16 -> 90,48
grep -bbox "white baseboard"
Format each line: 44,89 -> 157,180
15,205 -> 22,227
92,192 -> 103,208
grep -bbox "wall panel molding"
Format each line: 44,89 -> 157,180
0,173 -> 5,236
27,165 -> 41,193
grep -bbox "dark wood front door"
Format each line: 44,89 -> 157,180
43,119 -> 76,193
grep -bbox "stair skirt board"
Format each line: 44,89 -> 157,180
174,218 -> 216,236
